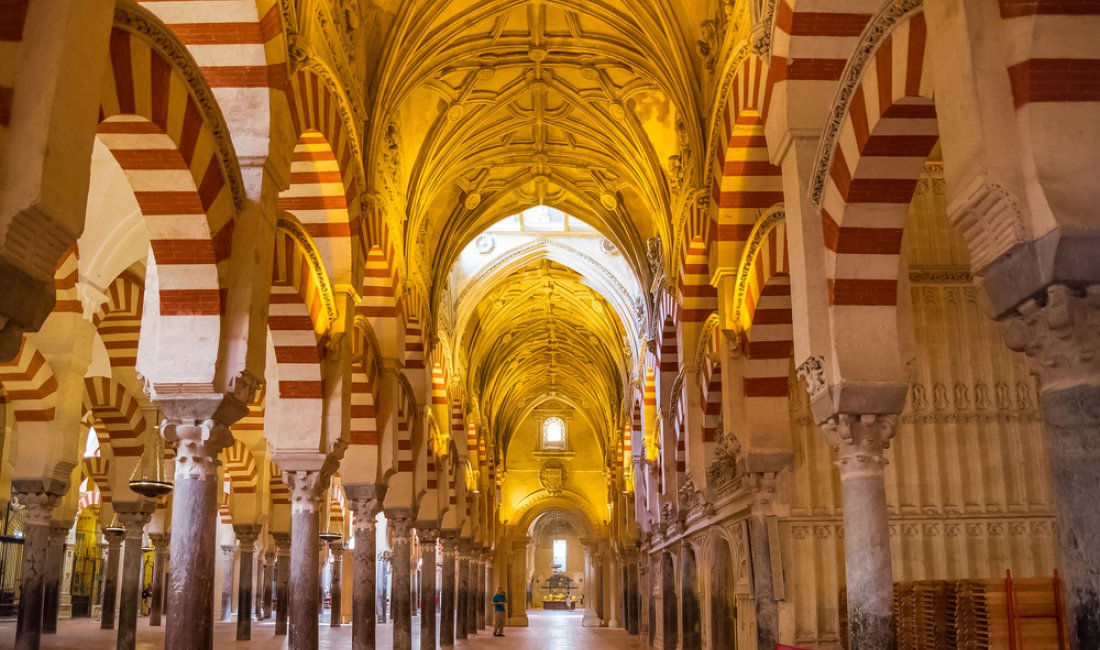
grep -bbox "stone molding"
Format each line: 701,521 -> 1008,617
1001,284 -> 1100,394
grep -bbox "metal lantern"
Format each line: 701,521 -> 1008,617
319,528 -> 343,544
128,428 -> 173,498
104,515 -> 124,537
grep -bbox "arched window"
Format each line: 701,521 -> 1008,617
542,417 -> 566,450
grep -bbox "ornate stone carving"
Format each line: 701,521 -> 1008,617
1000,284 -> 1100,393
707,426 -> 741,488
821,414 -> 898,475
229,370 -> 262,406
538,461 -> 566,496
163,419 -> 233,481
947,175 -> 1030,272
283,470 -> 326,514
12,491 -> 60,527
796,356 -> 828,400
678,471 -> 712,520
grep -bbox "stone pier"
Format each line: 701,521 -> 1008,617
329,541 -> 344,627
456,542 -> 469,641
219,544 -> 235,622
261,549 -> 274,620
42,520 -> 70,634
388,511 -> 414,650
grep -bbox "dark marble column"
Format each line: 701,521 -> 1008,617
417,526 -> 438,650
147,533 -> 168,627
272,532 -> 291,636
748,473 -> 780,649
163,419 -> 234,650
116,504 -> 154,650
456,542 -> 469,640
822,414 -> 898,650
234,525 -> 261,640
42,521 -> 70,634
346,488 -> 381,650
439,533 -> 457,647
261,549 -> 274,620
475,549 -> 486,630
388,511 -> 414,650
329,542 -> 344,627
219,544 -> 235,622
285,470 -> 325,650
12,485 -> 61,650
99,528 -> 123,631
467,551 -> 479,635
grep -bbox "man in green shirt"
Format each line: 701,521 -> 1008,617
492,586 -> 507,636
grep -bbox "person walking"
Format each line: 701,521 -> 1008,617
492,586 -> 507,636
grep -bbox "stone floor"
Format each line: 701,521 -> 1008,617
0,610 -> 643,649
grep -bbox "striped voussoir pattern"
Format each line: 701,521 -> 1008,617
77,487 -> 103,515
84,376 -> 148,458
741,221 -> 793,400
222,439 -> 258,494
100,25 -> 237,320
0,0 -> 28,127
53,247 -> 81,315
404,318 -> 425,371
770,1 -> 873,84
83,456 -> 113,504
270,228 -> 329,401
360,246 -> 400,321
233,384 -> 266,438
396,399 -> 413,473
678,237 -> 716,324
328,482 -> 346,531
630,401 -> 642,464
269,461 -> 290,507
818,12 -> 935,309
93,268 -> 145,369
999,0 -> 1100,107
0,338 -> 58,422
700,322 -> 723,443
349,339 -> 379,446
219,488 -> 232,524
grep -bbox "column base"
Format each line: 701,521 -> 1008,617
506,614 -> 529,627
608,618 -> 620,627
581,614 -> 602,627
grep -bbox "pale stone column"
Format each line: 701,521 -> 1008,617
272,532 -> 291,636
59,528 -> 75,621
234,525 -> 261,640
285,470 -> 325,650
505,537 -> 529,627
638,549 -> 649,641
417,526 -> 439,650
466,549 -> 478,636
12,486 -> 61,650
456,541 -> 469,640
476,550 -> 487,630
1000,284 -> 1100,647
329,542 -> 344,627
346,488 -> 381,650
260,549 -> 274,621
147,533 -> 169,627
747,472 -> 780,648
439,533 -> 458,647
163,419 -> 234,650
387,511 -> 414,650
116,505 -> 153,650
580,539 -> 600,627
100,528 -> 123,631
42,521 -> 70,634
219,545 -> 235,622
822,414 -> 897,650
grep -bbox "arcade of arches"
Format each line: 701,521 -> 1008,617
0,1 -> 1097,650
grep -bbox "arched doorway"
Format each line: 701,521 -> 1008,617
682,546 -> 702,649
662,552 -> 678,649
711,538 -> 737,649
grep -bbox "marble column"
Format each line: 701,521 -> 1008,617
234,525 -> 261,640
261,549 -> 274,620
581,540 -> 600,627
99,528 -> 123,631
456,542 -> 469,640
163,419 -> 234,650
505,537 -> 530,627
272,532 -> 291,636
477,551 -> 487,630
329,542 -> 344,627
638,551 -> 649,642
285,470 -> 325,650
42,521 -> 70,634
417,526 -> 438,650
822,414 -> 898,650
388,511 -> 414,650
466,550 -> 478,636
346,488 -> 381,650
147,533 -> 169,627
219,545 -> 236,622
116,504 -> 154,650
439,533 -> 457,647
12,485 -> 61,650
747,473 -> 780,648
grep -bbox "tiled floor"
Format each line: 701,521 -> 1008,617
0,610 -> 643,649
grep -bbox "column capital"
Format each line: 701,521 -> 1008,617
346,487 -> 383,535
1001,284 -> 1100,394
328,540 -> 344,555
104,528 -> 125,547
163,418 -> 234,481
821,413 -> 898,478
148,532 -> 170,556
440,531 -> 459,554
221,544 -> 236,561
48,520 -> 71,542
263,549 -> 275,563
386,510 -> 414,539
116,508 -> 154,540
746,471 -> 780,518
233,524 -> 262,549
271,532 -> 291,556
283,469 -> 326,514
416,524 -> 440,543
12,488 -> 62,528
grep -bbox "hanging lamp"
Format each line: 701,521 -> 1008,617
104,514 -> 124,537
128,427 -> 173,498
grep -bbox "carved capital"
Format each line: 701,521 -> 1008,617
1000,284 -> 1100,394
12,491 -> 60,528
821,413 -> 898,478
163,419 -> 233,481
388,512 -> 414,545
796,356 -> 827,400
233,524 -> 262,550
117,509 -> 153,540
746,471 -> 779,518
221,544 -> 236,562
148,533 -> 170,554
272,532 -> 291,556
417,524 -> 440,544
349,496 -> 381,535
283,470 -> 326,514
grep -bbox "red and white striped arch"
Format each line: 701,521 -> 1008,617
84,376 -> 149,458
83,455 -> 113,504
93,268 -> 145,370
0,338 -> 58,423
269,460 -> 290,507
222,439 -> 258,495
678,237 -> 717,326
768,1 -> 876,90
349,325 -> 380,446
53,247 -> 81,316
738,218 -> 794,401
699,321 -> 723,444
233,383 -> 266,438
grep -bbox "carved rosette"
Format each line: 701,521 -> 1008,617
1000,284 -> 1100,394
821,414 -> 898,478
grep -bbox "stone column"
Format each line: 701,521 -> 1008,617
234,525 -> 261,640
476,551 -> 486,630
100,528 -> 123,631
116,504 -> 153,650
822,414 -> 897,650
329,542 -> 344,627
12,486 -> 61,650
346,488 -> 381,650
387,511 -> 414,650
581,539 -> 600,627
505,536 -> 529,627
466,549 -> 478,636
163,419 -> 234,650
285,470 -> 325,650
456,542 -> 469,640
272,532 -> 291,636
148,533 -> 168,627
747,472 -> 780,648
261,549 -> 274,621
638,550 -> 649,642
1001,284 -> 1100,648
439,533 -> 457,647
417,526 -> 439,650
219,545 -> 235,622
42,521 -> 70,634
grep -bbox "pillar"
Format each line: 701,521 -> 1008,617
638,550 -> 650,642
219,545 -> 235,622
163,419 -> 234,650
12,486 -> 60,650
387,511 -> 414,650
456,542 -> 469,640
346,488 -> 381,650
148,533 -> 168,627
581,539 -> 600,627
116,504 -> 153,650
99,528 -> 123,631
1000,285 -> 1100,649
476,550 -> 487,630
234,525 -> 261,640
329,542 -> 344,627
747,473 -> 780,648
418,526 -> 438,650
822,414 -> 897,650
41,521 -> 69,634
440,533 -> 457,647
272,532 -> 290,636
285,470 -> 325,650
505,536 -> 529,627
466,548 -> 478,636
261,549 -> 274,620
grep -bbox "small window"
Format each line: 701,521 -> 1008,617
543,417 -> 565,449
552,539 -> 567,572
